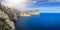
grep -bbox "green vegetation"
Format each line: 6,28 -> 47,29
0,18 -> 10,30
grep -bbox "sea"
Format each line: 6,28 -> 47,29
16,13 -> 60,30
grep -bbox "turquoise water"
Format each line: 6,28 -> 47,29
16,13 -> 60,30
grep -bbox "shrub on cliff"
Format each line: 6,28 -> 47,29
0,18 -> 10,30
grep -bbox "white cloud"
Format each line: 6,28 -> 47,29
55,0 -> 60,2
32,1 -> 37,3
3,0 -> 29,7
1,0 -> 36,10
1,0 -> 33,11
48,0 -> 60,3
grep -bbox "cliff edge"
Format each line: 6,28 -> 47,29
0,3 -> 18,30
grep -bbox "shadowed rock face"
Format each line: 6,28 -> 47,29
1,4 -> 18,21
0,3 -> 18,30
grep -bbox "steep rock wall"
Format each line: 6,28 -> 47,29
0,4 -> 18,30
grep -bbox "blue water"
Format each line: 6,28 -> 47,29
16,13 -> 60,30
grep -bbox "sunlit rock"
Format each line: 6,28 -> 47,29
19,10 -> 40,16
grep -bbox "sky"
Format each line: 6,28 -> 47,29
1,0 -> 60,13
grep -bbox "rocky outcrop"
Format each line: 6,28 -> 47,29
1,4 -> 18,21
19,10 -> 40,16
0,9 -> 11,30
0,4 -> 18,30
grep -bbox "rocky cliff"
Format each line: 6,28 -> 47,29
0,3 -> 18,30
19,10 -> 40,16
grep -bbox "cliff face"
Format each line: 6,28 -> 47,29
1,4 -> 18,21
19,10 -> 40,16
0,4 -> 18,30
